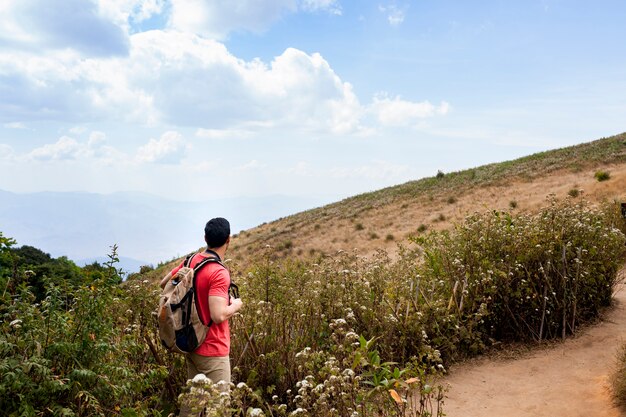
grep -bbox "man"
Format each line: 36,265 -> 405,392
161,217 -> 243,395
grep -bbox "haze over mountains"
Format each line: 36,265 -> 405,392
0,189 -> 335,273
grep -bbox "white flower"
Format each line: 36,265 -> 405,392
192,374 -> 209,383
9,319 -> 22,327
248,408 -> 265,417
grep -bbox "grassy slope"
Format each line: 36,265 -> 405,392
144,132 -> 626,280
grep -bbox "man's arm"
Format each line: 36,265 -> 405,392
209,296 -> 243,324
159,272 -> 173,289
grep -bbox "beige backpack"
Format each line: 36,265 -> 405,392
157,254 -> 223,354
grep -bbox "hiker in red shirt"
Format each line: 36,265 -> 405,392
161,217 -> 243,394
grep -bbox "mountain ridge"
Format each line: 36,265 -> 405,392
223,132 -> 626,270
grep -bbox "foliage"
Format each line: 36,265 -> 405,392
0,242 -> 89,301
409,197 -> 625,358
612,343 -> 626,406
0,196 -> 624,416
0,244 -> 176,417
594,170 -> 611,181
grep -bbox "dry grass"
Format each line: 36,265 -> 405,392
613,343 -> 626,406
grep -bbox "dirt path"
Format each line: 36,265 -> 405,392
443,275 -> 626,417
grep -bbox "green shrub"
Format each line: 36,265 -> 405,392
355,223 -> 365,231
595,170 -> 611,181
417,224 -> 428,233
278,240 -> 293,250
0,246 -> 174,416
509,200 -> 518,209
447,197 -> 457,204
436,170 -> 445,179
568,188 -> 580,198
369,232 -> 380,240
386,234 -> 395,242
410,197 -> 625,355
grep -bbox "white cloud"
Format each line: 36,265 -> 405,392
3,122 -> 27,129
236,160 -> 267,171
370,94 -> 450,126
379,4 -> 407,26
301,0 -> 342,15
0,144 -> 15,160
0,20 -> 447,137
69,126 -> 88,135
29,137 -> 84,161
167,0 -> 341,39
95,0 -> 166,28
287,161 -> 311,176
136,131 -> 187,164
25,135 -> 128,164
196,128 -> 254,140
0,0 -> 129,56
168,0 -> 297,39
88,131 -> 107,147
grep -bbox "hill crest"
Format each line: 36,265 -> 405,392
223,132 -> 626,269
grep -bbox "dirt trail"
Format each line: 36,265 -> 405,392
443,273 -> 626,417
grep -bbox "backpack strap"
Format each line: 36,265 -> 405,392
191,255 -> 226,328
183,253 -> 195,268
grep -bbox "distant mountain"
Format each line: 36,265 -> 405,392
0,190 -> 335,273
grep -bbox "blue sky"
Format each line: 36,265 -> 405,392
1,0 -> 625,202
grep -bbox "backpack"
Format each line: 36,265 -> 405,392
157,253 -> 224,354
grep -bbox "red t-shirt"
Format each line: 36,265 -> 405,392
170,253 -> 230,357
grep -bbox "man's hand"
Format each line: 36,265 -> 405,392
230,297 -> 243,313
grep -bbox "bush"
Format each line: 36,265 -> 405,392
369,232 -> 380,240
595,170 -> 611,181
447,197 -> 457,204
436,170 -> 445,179
417,224 -> 428,233
386,234 -> 395,242
355,223 -> 365,231
613,343 -> 626,406
509,200 -> 518,209
410,197 -> 625,355
568,188 -> 580,198
231,250 -> 446,416
0,246 -> 174,416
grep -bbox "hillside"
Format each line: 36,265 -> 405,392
222,132 -> 626,268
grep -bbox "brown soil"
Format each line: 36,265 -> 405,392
442,272 -> 626,417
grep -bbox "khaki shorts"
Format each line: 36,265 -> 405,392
186,353 -> 231,388
179,354 -> 231,417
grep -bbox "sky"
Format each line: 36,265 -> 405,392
1,0 -> 625,202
